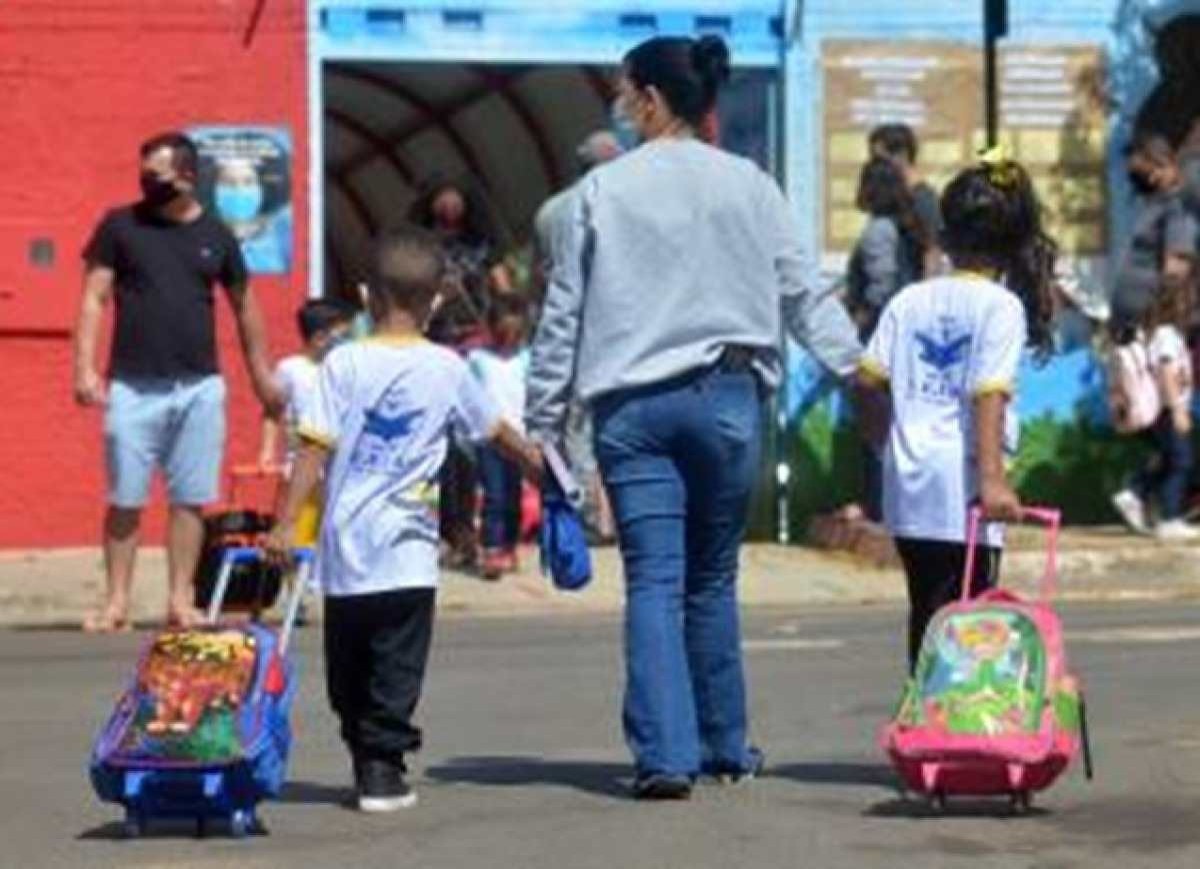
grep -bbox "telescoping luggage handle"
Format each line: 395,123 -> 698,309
962,505 -> 1061,603
206,547 -> 314,656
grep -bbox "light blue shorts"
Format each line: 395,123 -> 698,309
104,376 -> 227,508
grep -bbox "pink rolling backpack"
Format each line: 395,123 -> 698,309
880,507 -> 1094,812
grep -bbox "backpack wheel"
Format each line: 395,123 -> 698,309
1010,791 -> 1032,814
927,790 -> 947,813
230,810 -> 251,839
122,809 -> 144,839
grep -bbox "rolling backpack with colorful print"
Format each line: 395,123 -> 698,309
880,507 -> 1094,812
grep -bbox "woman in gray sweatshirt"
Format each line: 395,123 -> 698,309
525,34 -> 862,800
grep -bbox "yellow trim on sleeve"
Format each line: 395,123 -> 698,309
857,357 -> 890,385
297,426 -> 336,449
973,379 -> 1014,397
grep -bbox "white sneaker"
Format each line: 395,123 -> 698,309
1111,490 -> 1149,534
1155,519 -> 1200,542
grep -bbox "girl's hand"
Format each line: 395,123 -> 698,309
980,477 -> 1022,521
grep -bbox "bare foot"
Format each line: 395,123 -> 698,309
82,605 -> 132,634
166,604 -> 205,629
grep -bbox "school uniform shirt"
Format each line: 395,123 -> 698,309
467,346 -> 530,433
861,275 -> 1027,548
273,354 -> 319,467
299,337 -> 502,597
1148,324 -> 1194,409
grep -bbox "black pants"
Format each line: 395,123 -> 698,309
324,588 -> 436,766
895,538 -> 1001,673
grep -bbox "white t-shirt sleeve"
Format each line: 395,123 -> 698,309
970,295 -> 1026,396
452,363 -> 503,442
861,302 -> 898,384
1149,325 -> 1187,365
298,351 -> 352,448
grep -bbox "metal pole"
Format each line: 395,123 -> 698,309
985,31 -> 999,147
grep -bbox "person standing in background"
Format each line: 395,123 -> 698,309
869,123 -> 944,277
74,131 -> 282,632
845,156 -> 930,523
409,176 -> 512,570
1109,132 -> 1196,338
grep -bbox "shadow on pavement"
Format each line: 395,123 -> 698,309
771,761 -> 899,790
865,796 -> 1050,820
278,780 -> 356,809
425,755 -> 631,799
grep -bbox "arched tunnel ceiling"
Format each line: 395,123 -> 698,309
322,62 -> 615,290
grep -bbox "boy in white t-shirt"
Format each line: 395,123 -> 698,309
467,294 -> 531,579
858,152 -> 1058,671
259,299 -> 355,472
266,227 -> 542,813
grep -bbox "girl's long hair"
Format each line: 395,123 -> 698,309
940,157 -> 1058,358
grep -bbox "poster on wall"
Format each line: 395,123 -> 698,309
188,125 -> 293,274
820,41 -> 1108,257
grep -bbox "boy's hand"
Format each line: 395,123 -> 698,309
980,476 -> 1021,521
263,523 -> 294,570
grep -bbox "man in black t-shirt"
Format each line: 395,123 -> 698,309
869,123 -> 945,277
73,131 -> 283,632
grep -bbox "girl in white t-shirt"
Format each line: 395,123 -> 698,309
467,294 -> 532,579
1111,279 -> 1197,540
857,151 -> 1058,671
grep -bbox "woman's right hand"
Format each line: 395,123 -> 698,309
1173,405 -> 1193,436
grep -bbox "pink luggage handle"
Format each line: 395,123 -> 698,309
962,505 -> 1061,602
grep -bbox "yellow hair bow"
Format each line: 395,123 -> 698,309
977,143 -> 1021,189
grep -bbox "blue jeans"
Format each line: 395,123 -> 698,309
1134,411 -> 1194,519
594,366 -> 763,778
478,446 -> 521,549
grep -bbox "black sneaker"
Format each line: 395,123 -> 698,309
357,758 -> 418,813
632,773 -> 693,801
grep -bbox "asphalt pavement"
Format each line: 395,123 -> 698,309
3,601 -> 1199,868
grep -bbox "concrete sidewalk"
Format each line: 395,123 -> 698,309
3,525 -> 1199,627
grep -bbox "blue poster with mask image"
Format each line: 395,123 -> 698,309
189,125 -> 293,274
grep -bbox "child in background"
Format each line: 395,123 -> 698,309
259,299 -> 355,546
857,149 -> 1058,671
260,299 -> 355,470
265,226 -> 541,813
468,294 -> 531,579
1111,279 -> 1197,540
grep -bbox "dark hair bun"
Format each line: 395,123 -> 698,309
692,35 -> 731,88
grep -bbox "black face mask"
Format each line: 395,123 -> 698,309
140,174 -> 180,207
1127,171 -> 1159,196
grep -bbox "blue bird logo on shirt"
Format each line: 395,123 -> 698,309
915,330 -> 971,371
362,407 -> 423,442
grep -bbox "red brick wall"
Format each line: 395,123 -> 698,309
0,1 -> 309,547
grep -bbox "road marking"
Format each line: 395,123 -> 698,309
1069,626 -> 1200,645
744,638 -> 844,652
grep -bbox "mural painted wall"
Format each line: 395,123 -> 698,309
779,0 -> 1200,532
